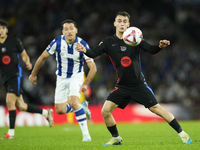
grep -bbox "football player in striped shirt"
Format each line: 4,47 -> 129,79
29,19 -> 96,141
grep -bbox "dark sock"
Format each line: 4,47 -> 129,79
107,125 -> 119,137
9,110 -> 16,129
169,118 -> 183,133
27,104 -> 42,114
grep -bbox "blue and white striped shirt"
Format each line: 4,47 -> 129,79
46,35 -> 93,78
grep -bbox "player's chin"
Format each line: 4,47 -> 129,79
119,30 -> 125,34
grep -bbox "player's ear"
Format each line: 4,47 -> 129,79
76,28 -> 78,34
114,21 -> 116,27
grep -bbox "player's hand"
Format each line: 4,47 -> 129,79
79,84 -> 88,93
76,43 -> 86,53
159,40 -> 170,48
26,62 -> 32,70
29,74 -> 37,85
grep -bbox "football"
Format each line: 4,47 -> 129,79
123,27 -> 143,46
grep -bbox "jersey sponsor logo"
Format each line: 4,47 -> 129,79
112,43 -> 118,46
60,52 -> 64,56
121,56 -> 131,67
111,87 -> 118,93
1,47 -> 6,53
2,55 -> 11,65
120,46 -> 127,51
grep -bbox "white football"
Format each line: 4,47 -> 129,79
123,27 -> 143,46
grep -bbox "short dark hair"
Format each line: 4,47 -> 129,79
62,19 -> 76,28
0,19 -> 9,27
115,11 -> 130,20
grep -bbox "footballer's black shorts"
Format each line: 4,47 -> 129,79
107,83 -> 158,109
4,76 -> 23,96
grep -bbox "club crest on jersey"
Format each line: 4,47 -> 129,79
1,47 -> 6,53
120,46 -> 127,52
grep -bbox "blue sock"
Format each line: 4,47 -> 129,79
66,103 -> 73,113
74,107 -> 89,135
74,107 -> 86,122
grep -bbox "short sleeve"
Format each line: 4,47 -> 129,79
46,39 -> 57,55
16,38 -> 24,53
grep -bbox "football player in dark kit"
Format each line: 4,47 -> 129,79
0,19 -> 53,139
76,11 -> 192,145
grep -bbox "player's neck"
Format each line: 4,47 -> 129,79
116,32 -> 123,39
65,38 -> 75,44
0,35 -> 7,44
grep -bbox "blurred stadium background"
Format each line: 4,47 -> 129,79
0,0 -> 200,125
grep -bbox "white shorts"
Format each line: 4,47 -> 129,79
54,74 -> 84,104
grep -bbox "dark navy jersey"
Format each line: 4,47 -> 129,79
85,34 -> 162,86
0,37 -> 24,83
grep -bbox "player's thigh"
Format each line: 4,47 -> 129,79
6,93 -> 18,109
4,77 -> 22,108
101,100 -> 118,114
107,85 -> 131,109
54,76 -> 70,104
69,75 -> 83,99
130,83 -> 158,108
4,76 -> 22,97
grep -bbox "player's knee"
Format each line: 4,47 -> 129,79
101,108 -> 110,118
70,101 -> 80,110
149,104 -> 162,115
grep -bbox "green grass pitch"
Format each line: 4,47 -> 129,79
0,121 -> 199,150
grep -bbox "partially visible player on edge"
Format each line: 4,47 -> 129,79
76,11 -> 192,145
29,19 -> 97,141
0,19 -> 53,139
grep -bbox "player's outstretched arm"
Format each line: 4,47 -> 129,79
20,50 -> 32,70
76,42 -> 105,58
29,50 -> 50,85
140,39 -> 170,54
